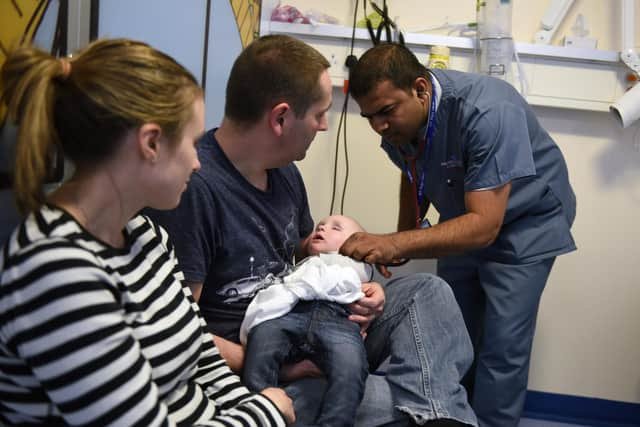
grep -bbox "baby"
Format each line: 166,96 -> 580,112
241,215 -> 373,427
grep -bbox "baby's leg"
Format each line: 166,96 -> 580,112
311,302 -> 368,427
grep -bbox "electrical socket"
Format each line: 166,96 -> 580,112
328,52 -> 340,67
315,43 -> 350,83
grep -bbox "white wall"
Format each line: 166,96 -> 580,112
272,0 -> 640,404
528,106 -> 640,402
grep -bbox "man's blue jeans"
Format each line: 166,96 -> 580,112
285,273 -> 478,426
244,300 -> 368,427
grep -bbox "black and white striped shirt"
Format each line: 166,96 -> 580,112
0,206 -> 285,427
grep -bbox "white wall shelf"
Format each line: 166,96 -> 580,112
267,21 -> 621,63
262,21 -> 629,113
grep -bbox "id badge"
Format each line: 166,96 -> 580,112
419,218 -> 432,229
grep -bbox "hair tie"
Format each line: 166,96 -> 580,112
59,58 -> 72,79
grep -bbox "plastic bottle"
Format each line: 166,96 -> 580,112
428,45 -> 450,69
476,0 -> 514,81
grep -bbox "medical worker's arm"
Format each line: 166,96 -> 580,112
340,183 -> 510,264
367,173 -> 429,277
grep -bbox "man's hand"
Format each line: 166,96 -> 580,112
347,281 -> 385,334
212,335 -> 245,374
340,232 -> 401,278
279,359 -> 324,383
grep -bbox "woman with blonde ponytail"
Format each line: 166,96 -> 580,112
0,38 -> 293,426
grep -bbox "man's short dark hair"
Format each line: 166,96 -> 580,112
225,35 -> 330,124
349,43 -> 428,99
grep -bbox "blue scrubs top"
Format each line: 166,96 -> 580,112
382,69 -> 577,264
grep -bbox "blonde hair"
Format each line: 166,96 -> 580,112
1,38 -> 202,214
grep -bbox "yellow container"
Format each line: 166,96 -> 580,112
428,45 -> 450,69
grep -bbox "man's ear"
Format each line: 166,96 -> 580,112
269,102 -> 290,136
413,76 -> 429,95
137,123 -> 163,163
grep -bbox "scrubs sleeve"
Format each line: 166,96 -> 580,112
463,102 -> 536,191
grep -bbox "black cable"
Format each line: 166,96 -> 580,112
339,102 -> 350,214
201,0 -> 212,92
89,0 -> 100,41
329,0 -> 359,215
328,102 -> 343,214
48,0 -> 66,184
328,86 -> 352,214
51,0 -> 66,56
347,1 -> 359,62
21,0 -> 48,44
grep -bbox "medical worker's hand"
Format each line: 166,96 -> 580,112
279,359 -> 323,383
348,281 -> 385,335
260,387 -> 295,424
340,232 -> 401,278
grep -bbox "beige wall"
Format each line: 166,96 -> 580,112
271,0 -> 640,404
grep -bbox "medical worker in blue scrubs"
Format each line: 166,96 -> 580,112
341,43 -> 577,427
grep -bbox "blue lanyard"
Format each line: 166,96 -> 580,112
403,78 -> 437,225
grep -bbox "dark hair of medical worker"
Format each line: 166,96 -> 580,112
348,41 -> 428,100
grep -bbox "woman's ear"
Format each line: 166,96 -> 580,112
137,123 -> 163,163
270,102 -> 290,136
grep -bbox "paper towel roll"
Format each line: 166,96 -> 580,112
611,83 -> 640,128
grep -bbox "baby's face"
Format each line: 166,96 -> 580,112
306,215 -> 362,255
